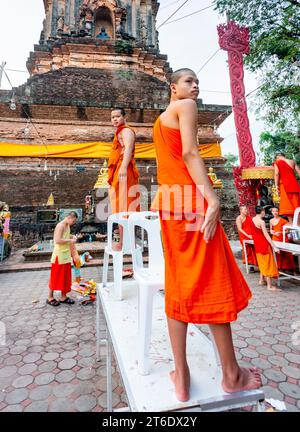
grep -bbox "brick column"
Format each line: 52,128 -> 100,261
51,0 -> 58,36
69,0 -> 75,30
132,0 -> 137,38
45,0 -> 53,40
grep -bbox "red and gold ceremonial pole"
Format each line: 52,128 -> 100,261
217,20 -> 258,214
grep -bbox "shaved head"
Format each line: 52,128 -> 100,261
111,108 -> 126,117
170,68 -> 197,84
239,205 -> 248,216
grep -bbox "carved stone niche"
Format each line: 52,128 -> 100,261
79,0 -> 127,39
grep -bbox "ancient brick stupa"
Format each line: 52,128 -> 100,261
0,0 -> 234,247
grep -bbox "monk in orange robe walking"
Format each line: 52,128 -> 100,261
274,153 -> 300,223
270,207 -> 296,272
151,68 -> 261,402
236,206 -> 258,272
108,108 -> 140,250
251,206 -> 280,291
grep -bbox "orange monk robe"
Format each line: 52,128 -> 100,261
274,160 -> 300,217
238,216 -> 258,266
271,218 -> 296,271
251,221 -> 279,278
151,117 -> 252,324
108,124 -> 140,213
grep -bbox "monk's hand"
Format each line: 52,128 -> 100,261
201,200 -> 220,243
118,167 -> 127,181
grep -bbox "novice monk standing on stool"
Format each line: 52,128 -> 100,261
274,153 -> 300,224
151,68 -> 262,402
270,207 -> 296,273
108,108 -> 140,251
47,211 -> 78,306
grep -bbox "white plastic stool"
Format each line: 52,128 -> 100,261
103,212 -> 141,300
283,207 -> 300,243
128,211 -> 164,375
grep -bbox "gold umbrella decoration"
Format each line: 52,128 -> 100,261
241,166 -> 274,180
94,160 -> 109,189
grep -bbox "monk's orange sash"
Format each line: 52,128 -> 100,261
107,124 -> 139,185
251,220 -> 270,255
274,160 -> 300,193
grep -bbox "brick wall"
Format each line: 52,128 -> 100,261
0,157 -> 239,247
15,68 -> 171,108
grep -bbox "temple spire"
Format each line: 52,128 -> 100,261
41,0 -> 160,48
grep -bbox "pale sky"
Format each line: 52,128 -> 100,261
0,0 -> 266,158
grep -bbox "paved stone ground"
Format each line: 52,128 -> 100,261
0,263 -> 300,412
0,267 -> 127,412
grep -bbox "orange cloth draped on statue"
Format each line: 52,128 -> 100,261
108,124 -> 140,213
238,216 -> 258,266
274,160 -> 300,217
151,117 -> 252,324
271,218 -> 296,270
251,220 -> 279,278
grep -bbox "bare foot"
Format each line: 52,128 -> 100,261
267,286 -> 282,291
259,280 -> 267,286
222,367 -> 262,393
170,369 -> 190,402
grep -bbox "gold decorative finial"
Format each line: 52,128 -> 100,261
271,184 -> 280,204
208,167 -> 223,189
94,160 -> 109,189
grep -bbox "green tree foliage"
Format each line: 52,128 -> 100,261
259,130 -> 300,164
215,0 -> 300,130
224,153 -> 239,167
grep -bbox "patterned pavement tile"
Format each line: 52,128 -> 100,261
0,265 -> 299,413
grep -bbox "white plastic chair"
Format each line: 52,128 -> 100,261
128,211 -> 164,375
102,212 -> 139,300
283,207 -> 300,243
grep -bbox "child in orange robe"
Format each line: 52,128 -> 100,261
151,68 -> 261,402
236,206 -> 258,271
251,207 -> 280,291
48,212 -> 78,306
270,207 -> 296,271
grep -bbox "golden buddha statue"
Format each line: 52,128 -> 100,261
271,184 -> 280,204
0,202 -> 11,239
94,160 -> 109,189
208,167 -> 223,189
